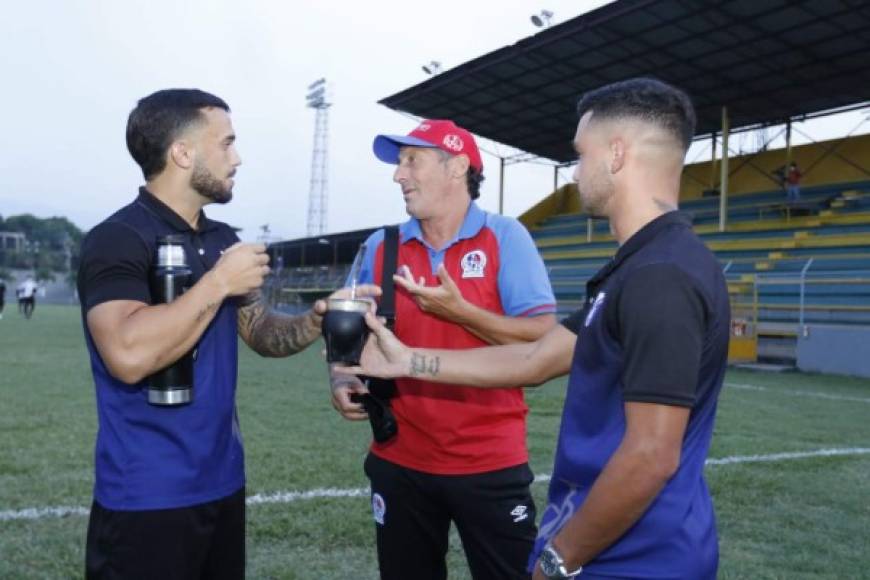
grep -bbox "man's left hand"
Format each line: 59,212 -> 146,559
393,264 -> 469,322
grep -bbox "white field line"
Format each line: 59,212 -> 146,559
2,447 -> 869,522
704,446 -> 870,466
0,506 -> 90,521
247,487 -> 369,505
533,446 -> 870,484
726,382 -> 870,404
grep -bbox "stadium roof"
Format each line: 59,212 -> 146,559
379,0 -> 870,164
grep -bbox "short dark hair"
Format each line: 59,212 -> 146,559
126,89 -> 230,180
466,168 -> 484,200
576,78 -> 696,151
435,149 -> 485,200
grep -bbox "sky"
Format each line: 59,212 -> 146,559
1,1 -> 867,242
0,0 -> 609,241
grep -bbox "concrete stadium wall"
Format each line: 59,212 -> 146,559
680,133 -> 870,201
796,325 -> 870,378
518,133 -> 870,227
518,183 -> 581,229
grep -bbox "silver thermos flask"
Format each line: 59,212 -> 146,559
147,235 -> 194,406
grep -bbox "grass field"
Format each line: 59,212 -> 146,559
1,305 -> 869,579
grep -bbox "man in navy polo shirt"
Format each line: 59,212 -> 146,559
77,89 -> 377,580
338,78 -> 730,579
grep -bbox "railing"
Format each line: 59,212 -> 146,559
274,265 -> 351,291
798,258 -> 815,327
742,263 -> 870,333
267,264 -> 353,310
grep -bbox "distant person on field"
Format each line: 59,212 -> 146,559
785,161 -> 802,203
0,279 -> 5,319
18,276 -> 37,319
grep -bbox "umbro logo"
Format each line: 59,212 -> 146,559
510,505 -> 529,523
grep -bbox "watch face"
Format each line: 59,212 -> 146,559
540,547 -> 560,576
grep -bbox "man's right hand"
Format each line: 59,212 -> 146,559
211,242 -> 270,297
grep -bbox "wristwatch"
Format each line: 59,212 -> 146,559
539,540 -> 583,578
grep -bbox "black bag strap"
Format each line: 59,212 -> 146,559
378,225 -> 399,325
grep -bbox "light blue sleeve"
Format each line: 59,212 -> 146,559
490,215 -> 556,317
345,229 -> 384,287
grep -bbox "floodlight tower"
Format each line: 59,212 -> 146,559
306,78 -> 331,237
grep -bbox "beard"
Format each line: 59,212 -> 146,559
577,164 -> 613,218
191,162 -> 233,204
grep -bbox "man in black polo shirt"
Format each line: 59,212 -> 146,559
77,89 -> 378,580
338,78 -> 730,579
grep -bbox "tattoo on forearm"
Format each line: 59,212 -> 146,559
196,302 -> 220,323
410,353 -> 440,377
238,299 -> 322,357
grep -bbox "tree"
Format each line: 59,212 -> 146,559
0,214 -> 84,274
2,214 -> 84,250
35,266 -> 56,283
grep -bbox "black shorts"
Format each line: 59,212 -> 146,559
85,487 -> 245,580
364,453 -> 537,580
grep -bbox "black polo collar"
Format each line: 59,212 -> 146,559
590,210 -> 692,286
135,187 -> 220,233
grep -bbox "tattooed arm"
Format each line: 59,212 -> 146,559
86,243 -> 268,384
237,291 -> 323,357
335,312 -> 577,388
238,283 -> 383,358
405,325 -> 575,386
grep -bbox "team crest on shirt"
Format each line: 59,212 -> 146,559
460,250 -> 487,278
372,492 -> 386,525
584,291 -> 607,327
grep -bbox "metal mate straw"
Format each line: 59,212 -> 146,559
348,243 -> 367,300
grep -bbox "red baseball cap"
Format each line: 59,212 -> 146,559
373,119 -> 483,172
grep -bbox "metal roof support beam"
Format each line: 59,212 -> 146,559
710,134 -> 717,191
498,156 -> 506,215
719,106 -> 729,233
724,126 -> 788,188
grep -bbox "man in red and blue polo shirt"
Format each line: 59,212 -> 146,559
331,119 -> 556,579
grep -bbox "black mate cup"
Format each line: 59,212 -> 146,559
147,235 -> 194,406
322,298 -> 371,364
